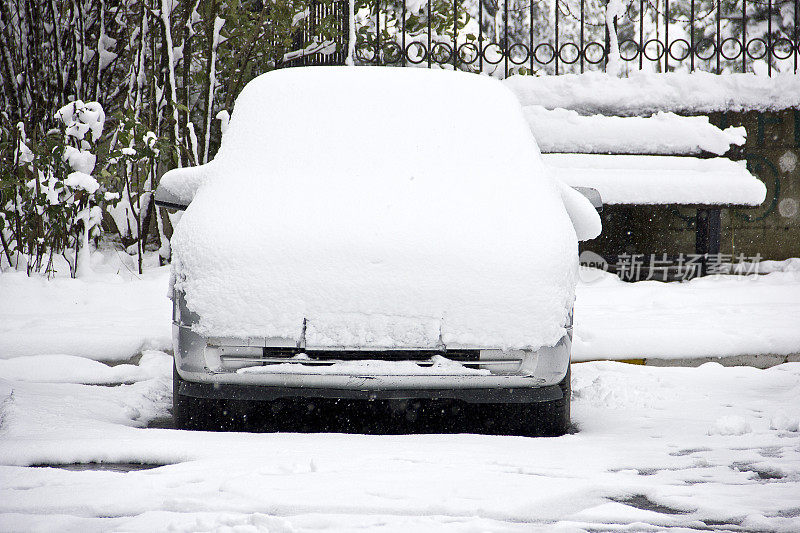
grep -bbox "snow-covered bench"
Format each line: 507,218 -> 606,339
519,105 -> 766,277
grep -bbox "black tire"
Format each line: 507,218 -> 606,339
522,365 -> 571,437
173,365 -> 279,431
474,366 -> 571,437
173,364 -> 226,430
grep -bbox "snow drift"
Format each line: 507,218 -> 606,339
545,153 -> 767,206
505,71 -> 800,116
168,67 -> 588,349
522,106 -> 747,156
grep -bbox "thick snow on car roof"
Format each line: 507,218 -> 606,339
170,67 -> 579,349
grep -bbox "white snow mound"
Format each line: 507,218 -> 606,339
708,415 -> 752,436
769,414 -> 799,432
170,67 -> 580,349
545,153 -> 766,206
505,71 -> 800,115
523,106 -> 746,156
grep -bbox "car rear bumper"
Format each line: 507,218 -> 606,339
173,324 -> 571,403
175,378 -> 566,403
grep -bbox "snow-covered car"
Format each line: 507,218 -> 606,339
156,66 -> 601,435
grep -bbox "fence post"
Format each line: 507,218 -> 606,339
504,0 -> 509,77
453,0 -> 458,69
664,0 -> 670,72
767,0 -> 772,76
604,14 -> 610,72
427,0 -> 432,67
375,0 -> 381,64
638,0 -> 643,70
742,0 -> 747,72
402,0 -> 406,66
690,0 -> 694,71
555,0 -> 560,74
479,0 -> 483,72
581,0 -> 586,72
530,0 -> 535,72
716,0 -> 721,73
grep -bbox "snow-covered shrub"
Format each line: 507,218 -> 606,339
102,109 -> 173,273
56,100 -> 108,277
0,102 -> 116,277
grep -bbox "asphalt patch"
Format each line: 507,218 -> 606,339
32,462 -> 166,472
612,494 -> 694,515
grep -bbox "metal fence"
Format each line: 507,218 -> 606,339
290,0 -> 351,66
294,0 -> 799,77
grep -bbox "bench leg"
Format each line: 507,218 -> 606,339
695,208 -> 721,275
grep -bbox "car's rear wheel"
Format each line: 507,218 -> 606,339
475,366 -> 571,437
520,365 -> 571,436
528,365 -> 571,436
174,365 -> 281,431
173,364 -> 228,430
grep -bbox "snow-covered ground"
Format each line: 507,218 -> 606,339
2,250 -> 798,362
2,250 -> 799,531
0,352 -> 798,531
0,250 -> 171,361
574,268 -> 800,361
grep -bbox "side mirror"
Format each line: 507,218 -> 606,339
559,182 -> 602,241
154,183 -> 190,211
154,166 -> 205,211
572,187 -> 603,212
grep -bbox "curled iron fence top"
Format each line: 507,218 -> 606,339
294,0 -> 799,77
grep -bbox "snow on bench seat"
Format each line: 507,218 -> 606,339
523,106 -> 746,156
543,153 -> 767,206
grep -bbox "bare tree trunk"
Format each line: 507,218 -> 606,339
199,0 -> 219,164
72,0 -> 85,100
0,218 -> 14,266
0,1 -> 22,123
94,0 -> 104,100
48,0 -> 64,107
160,0 -> 182,168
